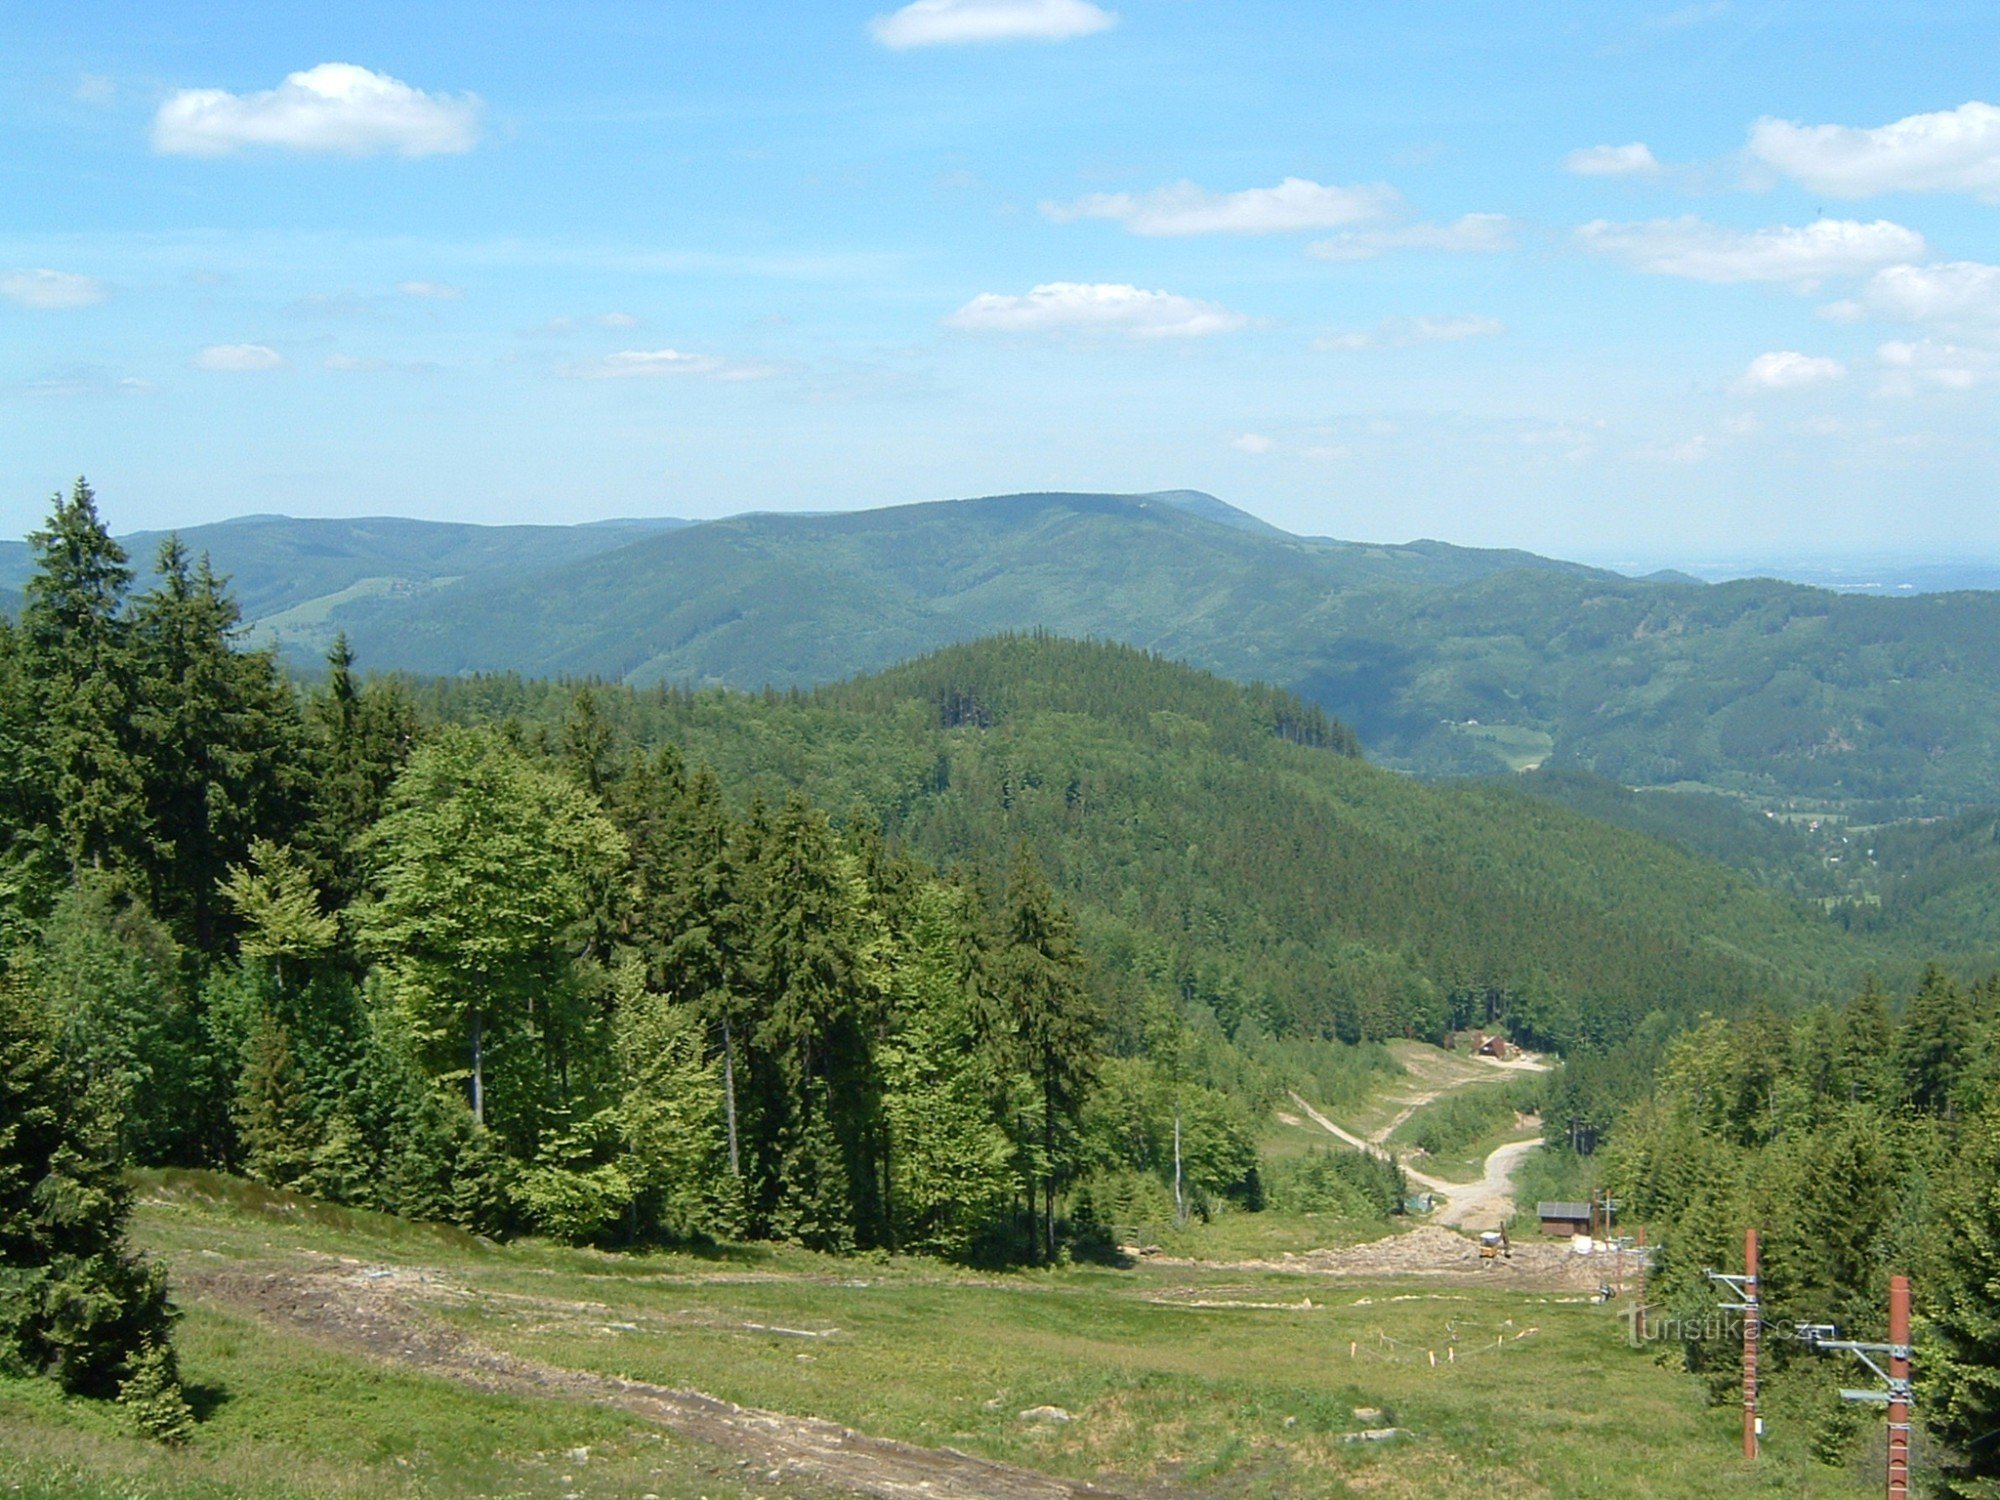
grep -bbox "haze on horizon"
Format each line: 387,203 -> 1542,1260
4,1 -> 1999,561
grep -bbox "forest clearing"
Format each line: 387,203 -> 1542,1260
0,1169 -> 1868,1500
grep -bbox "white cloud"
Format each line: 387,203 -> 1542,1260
945,282 -> 1248,339
1306,213 -> 1516,262
325,352 -> 437,374
598,311 -> 640,328
1043,177 -> 1397,236
22,365 -> 154,398
558,348 -> 774,381
1643,434 -> 1711,465
1230,432 -> 1274,454
1,269 -> 109,310
1651,3 -> 1729,29
396,279 -> 462,299
870,0 -> 1114,48
1314,314 -> 1506,351
75,74 -> 116,106
1564,143 -> 1662,177
1877,338 -> 1997,395
153,63 -> 481,157
1843,261 -> 2000,334
195,343 -> 284,371
1732,350 -> 1846,393
1576,215 -> 1924,285
1750,101 -> 2000,200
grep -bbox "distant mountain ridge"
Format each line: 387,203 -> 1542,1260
7,488 -> 2000,809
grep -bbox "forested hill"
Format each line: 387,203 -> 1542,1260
0,512 -> 692,626
10,486 -> 2000,810
422,635 -> 1934,1052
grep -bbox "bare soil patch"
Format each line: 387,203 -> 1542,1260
1145,1225 -> 1614,1292
183,1260 -> 1134,1500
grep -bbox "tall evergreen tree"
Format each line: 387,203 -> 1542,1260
995,846 -> 1097,1262
302,633 -> 417,911
18,479 -> 146,877
131,540 -> 306,951
1900,963 -> 1972,1116
613,753 -> 753,1184
744,794 -> 883,1248
1923,1107 -> 2000,1498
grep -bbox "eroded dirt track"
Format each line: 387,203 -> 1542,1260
184,1261 -> 1132,1500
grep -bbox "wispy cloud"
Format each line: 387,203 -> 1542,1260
21,364 -> 153,398
557,348 -> 775,381
1564,143 -> 1662,177
325,353 -> 440,374
1230,432 -> 1274,454
1877,338 -> 1997,395
1307,213 -> 1515,262
396,279 -> 462,299
1576,215 -> 1924,285
1731,350 -> 1846,393
870,0 -> 1115,49
1750,101 -> 2000,201
1828,260 -> 2000,335
2,269 -> 110,310
1042,177 -> 1397,236
945,281 -> 1248,338
195,343 -> 285,371
1314,314 -> 1506,352
153,63 -> 481,157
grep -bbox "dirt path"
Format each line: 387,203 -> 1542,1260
1433,1138 -> 1542,1232
1287,1092 -> 1451,1195
185,1261 -> 1131,1500
1286,1090 -> 1541,1232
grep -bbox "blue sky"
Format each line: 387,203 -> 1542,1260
3,1 -> 1998,563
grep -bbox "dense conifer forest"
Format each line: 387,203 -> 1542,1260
7,482 -> 2000,1492
1607,971 -> 2000,1495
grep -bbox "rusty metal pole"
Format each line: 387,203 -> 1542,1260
1744,1227 -> 1761,1461
1888,1274 -> 1911,1500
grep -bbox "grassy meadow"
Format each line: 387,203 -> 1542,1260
0,1172 -> 1881,1500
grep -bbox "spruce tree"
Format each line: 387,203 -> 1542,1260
131,540 -> 306,952
302,633 -> 417,910
0,978 -> 180,1403
744,795 -> 881,1248
1900,964 -> 1971,1116
1923,1107 -> 2000,1497
235,1013 -> 318,1190
1836,978 -> 1896,1105
18,479 -> 147,878
995,846 -> 1097,1262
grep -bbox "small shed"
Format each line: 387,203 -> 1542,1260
1474,1031 -> 1513,1060
1538,1201 -> 1593,1237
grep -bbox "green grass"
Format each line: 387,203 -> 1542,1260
0,1171 -> 1878,1498
0,1309 -> 786,1500
1454,722 -> 1555,772
1385,1080 -> 1542,1182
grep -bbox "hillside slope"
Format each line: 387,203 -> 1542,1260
349,493 -> 2000,809
422,636 -> 1920,1051
328,490 -> 1614,688
11,489 -> 2000,808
